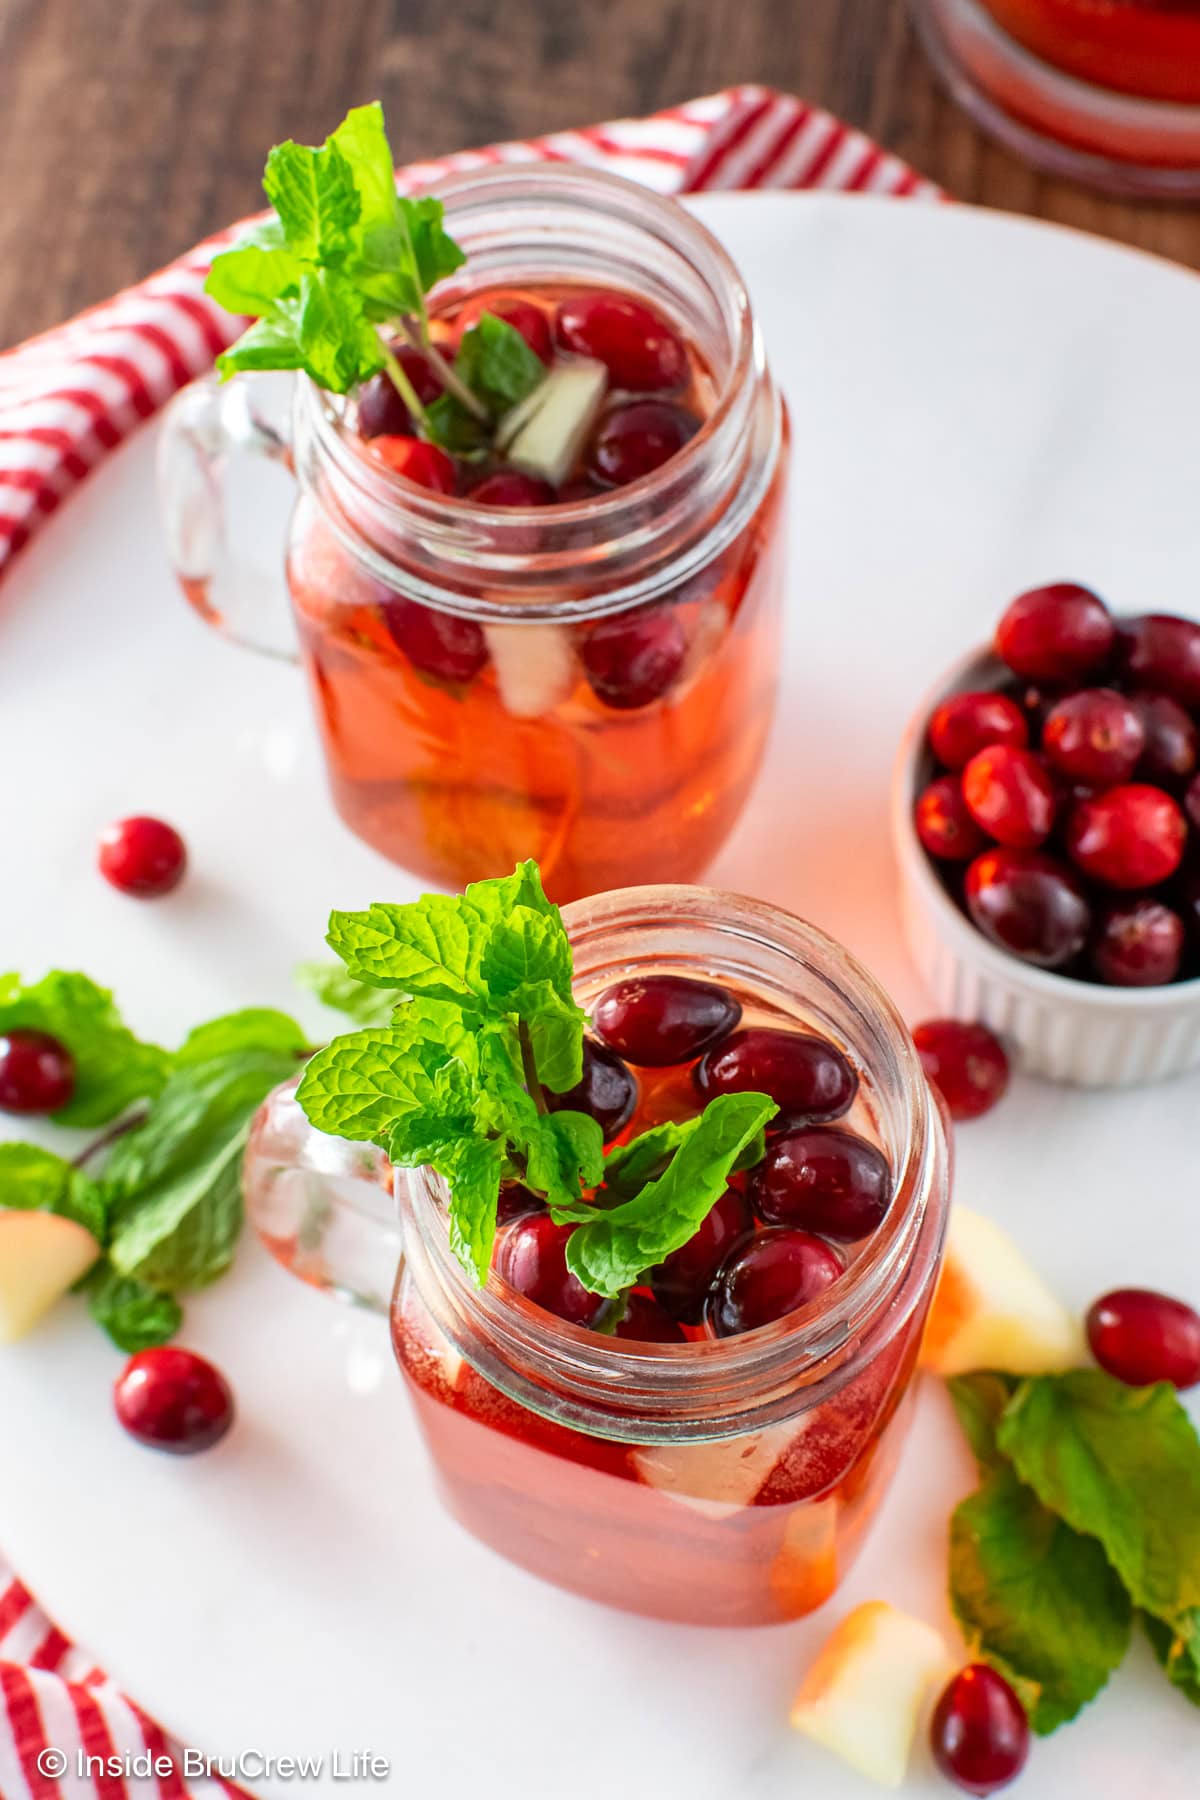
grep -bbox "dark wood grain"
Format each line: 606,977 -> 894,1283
0,0 -> 1196,348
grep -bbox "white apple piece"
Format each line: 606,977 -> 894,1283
632,1416 -> 811,1520
0,1210 -> 101,1343
790,1600 -> 951,1789
484,620 -> 578,720
499,359 -> 607,487
920,1204 -> 1085,1378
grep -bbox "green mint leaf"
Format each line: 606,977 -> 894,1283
297,1002 -> 476,1145
85,1264 -> 181,1352
997,1370 -> 1200,1628
453,312 -> 545,419
296,268 -> 385,392
562,1092 -> 777,1298
0,971 -> 169,1128
947,1372 -> 1021,1474
204,221 -> 302,316
599,1119 -> 696,1204
295,960 -> 402,1027
0,1142 -> 106,1242
175,1008 -> 308,1066
215,311 -> 308,380
399,195 -> 466,297
423,394 -> 489,457
950,1464 -> 1133,1734
1144,1610 -> 1200,1709
263,138 -> 360,265
442,1136 -> 505,1285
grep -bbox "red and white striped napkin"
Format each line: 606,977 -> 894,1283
0,84 -> 937,1800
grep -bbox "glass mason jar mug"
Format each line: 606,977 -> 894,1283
158,166 -> 788,904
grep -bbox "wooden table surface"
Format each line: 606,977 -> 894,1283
0,0 -> 1196,348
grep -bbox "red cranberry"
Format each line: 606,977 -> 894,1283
1115,613 -> 1200,708
915,776 -> 989,863
928,691 -> 1029,771
98,815 -> 188,898
1042,689 -> 1144,787
931,1664 -> 1030,1796
708,1228 -> 844,1337
582,606 -> 686,710
592,975 -> 740,1068
467,471 -> 556,507
554,291 -> 688,392
650,1185 -> 752,1324
493,1214 -> 602,1327
0,1030 -> 75,1114
495,1183 -> 546,1226
994,582 -> 1114,682
455,295 -> 553,362
587,400 -> 698,487
1186,772 -> 1200,832
383,597 -> 489,685
1086,1287 -> 1200,1389
114,1348 -> 234,1454
356,347 -> 442,438
697,1028 -> 858,1124
367,435 -> 457,494
965,848 -> 1091,969
612,1291 -> 687,1343
752,1127 -> 891,1241
962,746 -> 1056,849
1090,898 -> 1184,987
1066,784 -> 1186,889
546,1038 -> 637,1140
1135,693 -> 1197,787
912,1019 -> 1010,1121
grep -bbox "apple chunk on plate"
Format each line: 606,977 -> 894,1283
920,1204 -> 1085,1377
0,1209 -> 101,1343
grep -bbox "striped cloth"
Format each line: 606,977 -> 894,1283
0,84 -> 937,1799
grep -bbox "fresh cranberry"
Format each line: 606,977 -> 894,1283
931,1664 -> 1030,1796
928,691 -> 1029,771
612,1291 -> 687,1343
455,295 -> 553,362
1086,1287 -> 1200,1389
912,1019 -> 1010,1120
708,1228 -> 844,1337
1042,689 -> 1144,787
466,470 -> 556,507
367,435 -> 457,495
113,1348 -> 234,1454
751,1127 -> 891,1241
0,1030 -> 75,1114
994,582 -> 1114,682
495,1182 -> 546,1226
1066,784 -> 1186,890
962,746 -> 1056,849
1135,693 -> 1197,787
915,777 -> 989,862
591,975 -> 740,1068
546,1038 -> 637,1140
98,816 -> 187,898
650,1185 -> 752,1323
587,400 -> 698,488
383,597 -> 489,685
554,291 -> 688,392
965,848 -> 1091,969
1090,898 -> 1184,987
493,1214 -> 603,1327
582,606 -> 687,709
697,1027 -> 858,1124
1186,772 -> 1200,832
356,347 -> 442,438
1115,613 -> 1200,708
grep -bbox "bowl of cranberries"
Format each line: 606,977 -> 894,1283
894,582 -> 1200,1086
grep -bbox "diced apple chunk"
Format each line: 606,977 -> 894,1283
920,1204 -> 1085,1378
0,1209 -> 101,1343
632,1416 -> 809,1520
790,1600 -> 951,1789
501,360 -> 607,487
483,621 -> 577,719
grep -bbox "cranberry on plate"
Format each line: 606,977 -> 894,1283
912,1019 -> 1009,1121
928,690 -> 1028,771
993,581 -> 1114,683
592,974 -> 740,1067
114,1348 -> 234,1454
0,1030 -> 75,1114
1065,784 -> 1186,890
964,848 -> 1091,969
931,1663 -> 1030,1796
707,1227 -> 843,1337
1086,1287 -> 1200,1389
98,815 -> 188,899
961,745 -> 1056,849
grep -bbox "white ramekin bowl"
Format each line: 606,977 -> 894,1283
892,645 -> 1200,1088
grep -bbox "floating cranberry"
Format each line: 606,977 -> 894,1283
114,1348 -> 234,1455
962,746 -> 1056,849
931,1664 -> 1030,1797
612,1291 -> 688,1343
456,295 -> 553,362
0,1030 -> 75,1114
651,1185 -> 752,1324
587,400 -> 698,488
915,776 -> 989,863
495,1182 -> 546,1227
928,691 -> 1029,771
356,346 -> 442,438
1090,898 -> 1184,987
1086,1287 -> 1200,1389
1115,613 -> 1200,709
582,606 -> 687,710
965,848 -> 1091,969
494,1214 -> 603,1327
1135,693 -> 1197,787
367,435 -> 457,495
994,582 -> 1114,682
708,1228 -> 844,1337
383,597 -> 489,685
697,1028 -> 858,1124
592,975 -> 740,1068
546,1038 -> 637,1140
467,471 -> 556,507
554,291 -> 688,392
752,1127 -> 891,1241
1042,689 -> 1144,788
1066,784 -> 1186,890
98,816 -> 188,898
912,1019 -> 1010,1120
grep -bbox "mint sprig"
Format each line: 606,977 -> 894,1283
0,971 -> 169,1129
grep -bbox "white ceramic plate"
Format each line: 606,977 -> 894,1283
2,194 -> 1199,1800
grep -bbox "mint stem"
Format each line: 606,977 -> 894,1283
72,1107 -> 150,1170
517,1021 -> 547,1116
378,339 -> 430,431
401,318 -> 489,423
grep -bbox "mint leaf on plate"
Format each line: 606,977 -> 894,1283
295,960 -> 401,1027
0,970 -> 169,1128
1144,1610 -> 1200,1708
85,1265 -> 182,1353
0,1141 -> 106,1242
947,1371 -> 1021,1474
175,1007 -> 308,1066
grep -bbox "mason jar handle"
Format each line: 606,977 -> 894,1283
157,370 -> 301,662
